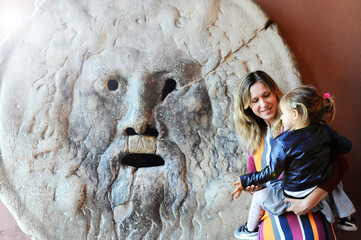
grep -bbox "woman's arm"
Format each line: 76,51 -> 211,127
247,151 -> 256,173
319,151 -> 348,192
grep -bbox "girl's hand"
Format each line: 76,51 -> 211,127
231,180 -> 244,199
244,184 -> 262,193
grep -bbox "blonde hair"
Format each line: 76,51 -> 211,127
280,85 -> 336,126
234,71 -> 283,153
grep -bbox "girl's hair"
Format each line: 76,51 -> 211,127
280,85 -> 336,126
234,71 -> 283,153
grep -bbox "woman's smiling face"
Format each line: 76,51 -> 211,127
249,82 -> 279,126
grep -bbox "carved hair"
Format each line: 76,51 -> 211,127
280,85 -> 336,126
234,70 -> 283,153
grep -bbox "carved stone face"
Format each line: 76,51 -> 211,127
68,39 -> 209,238
0,0 -> 300,239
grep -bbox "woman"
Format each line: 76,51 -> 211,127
232,70 -> 348,239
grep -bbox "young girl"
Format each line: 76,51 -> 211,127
232,85 -> 357,239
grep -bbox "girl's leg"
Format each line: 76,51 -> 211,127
332,182 -> 356,218
247,189 -> 265,231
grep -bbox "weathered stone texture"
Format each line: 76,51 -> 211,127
0,0 -> 300,239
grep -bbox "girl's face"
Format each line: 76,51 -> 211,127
249,82 -> 279,126
280,103 -> 296,131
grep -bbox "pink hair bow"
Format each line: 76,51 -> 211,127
323,93 -> 331,100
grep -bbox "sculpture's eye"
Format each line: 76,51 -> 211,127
161,79 -> 176,100
107,79 -> 119,91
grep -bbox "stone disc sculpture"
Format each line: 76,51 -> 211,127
0,0 -> 301,239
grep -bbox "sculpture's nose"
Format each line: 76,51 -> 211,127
120,80 -> 159,137
120,95 -> 157,135
119,77 -> 176,137
123,108 -> 159,137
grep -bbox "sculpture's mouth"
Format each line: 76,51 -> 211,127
109,135 -> 185,224
121,135 -> 165,169
121,154 -> 165,168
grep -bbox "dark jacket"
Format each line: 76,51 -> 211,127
240,124 -> 352,193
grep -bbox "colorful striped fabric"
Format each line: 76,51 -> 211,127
250,128 -> 337,240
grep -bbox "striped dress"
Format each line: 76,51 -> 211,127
250,128 -> 337,240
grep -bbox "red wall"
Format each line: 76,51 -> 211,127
256,1 -> 361,239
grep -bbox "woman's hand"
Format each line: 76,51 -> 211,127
285,187 -> 328,215
231,180 -> 244,199
284,198 -> 309,215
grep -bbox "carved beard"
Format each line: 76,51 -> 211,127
114,141 -> 187,239
71,135 -> 187,239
